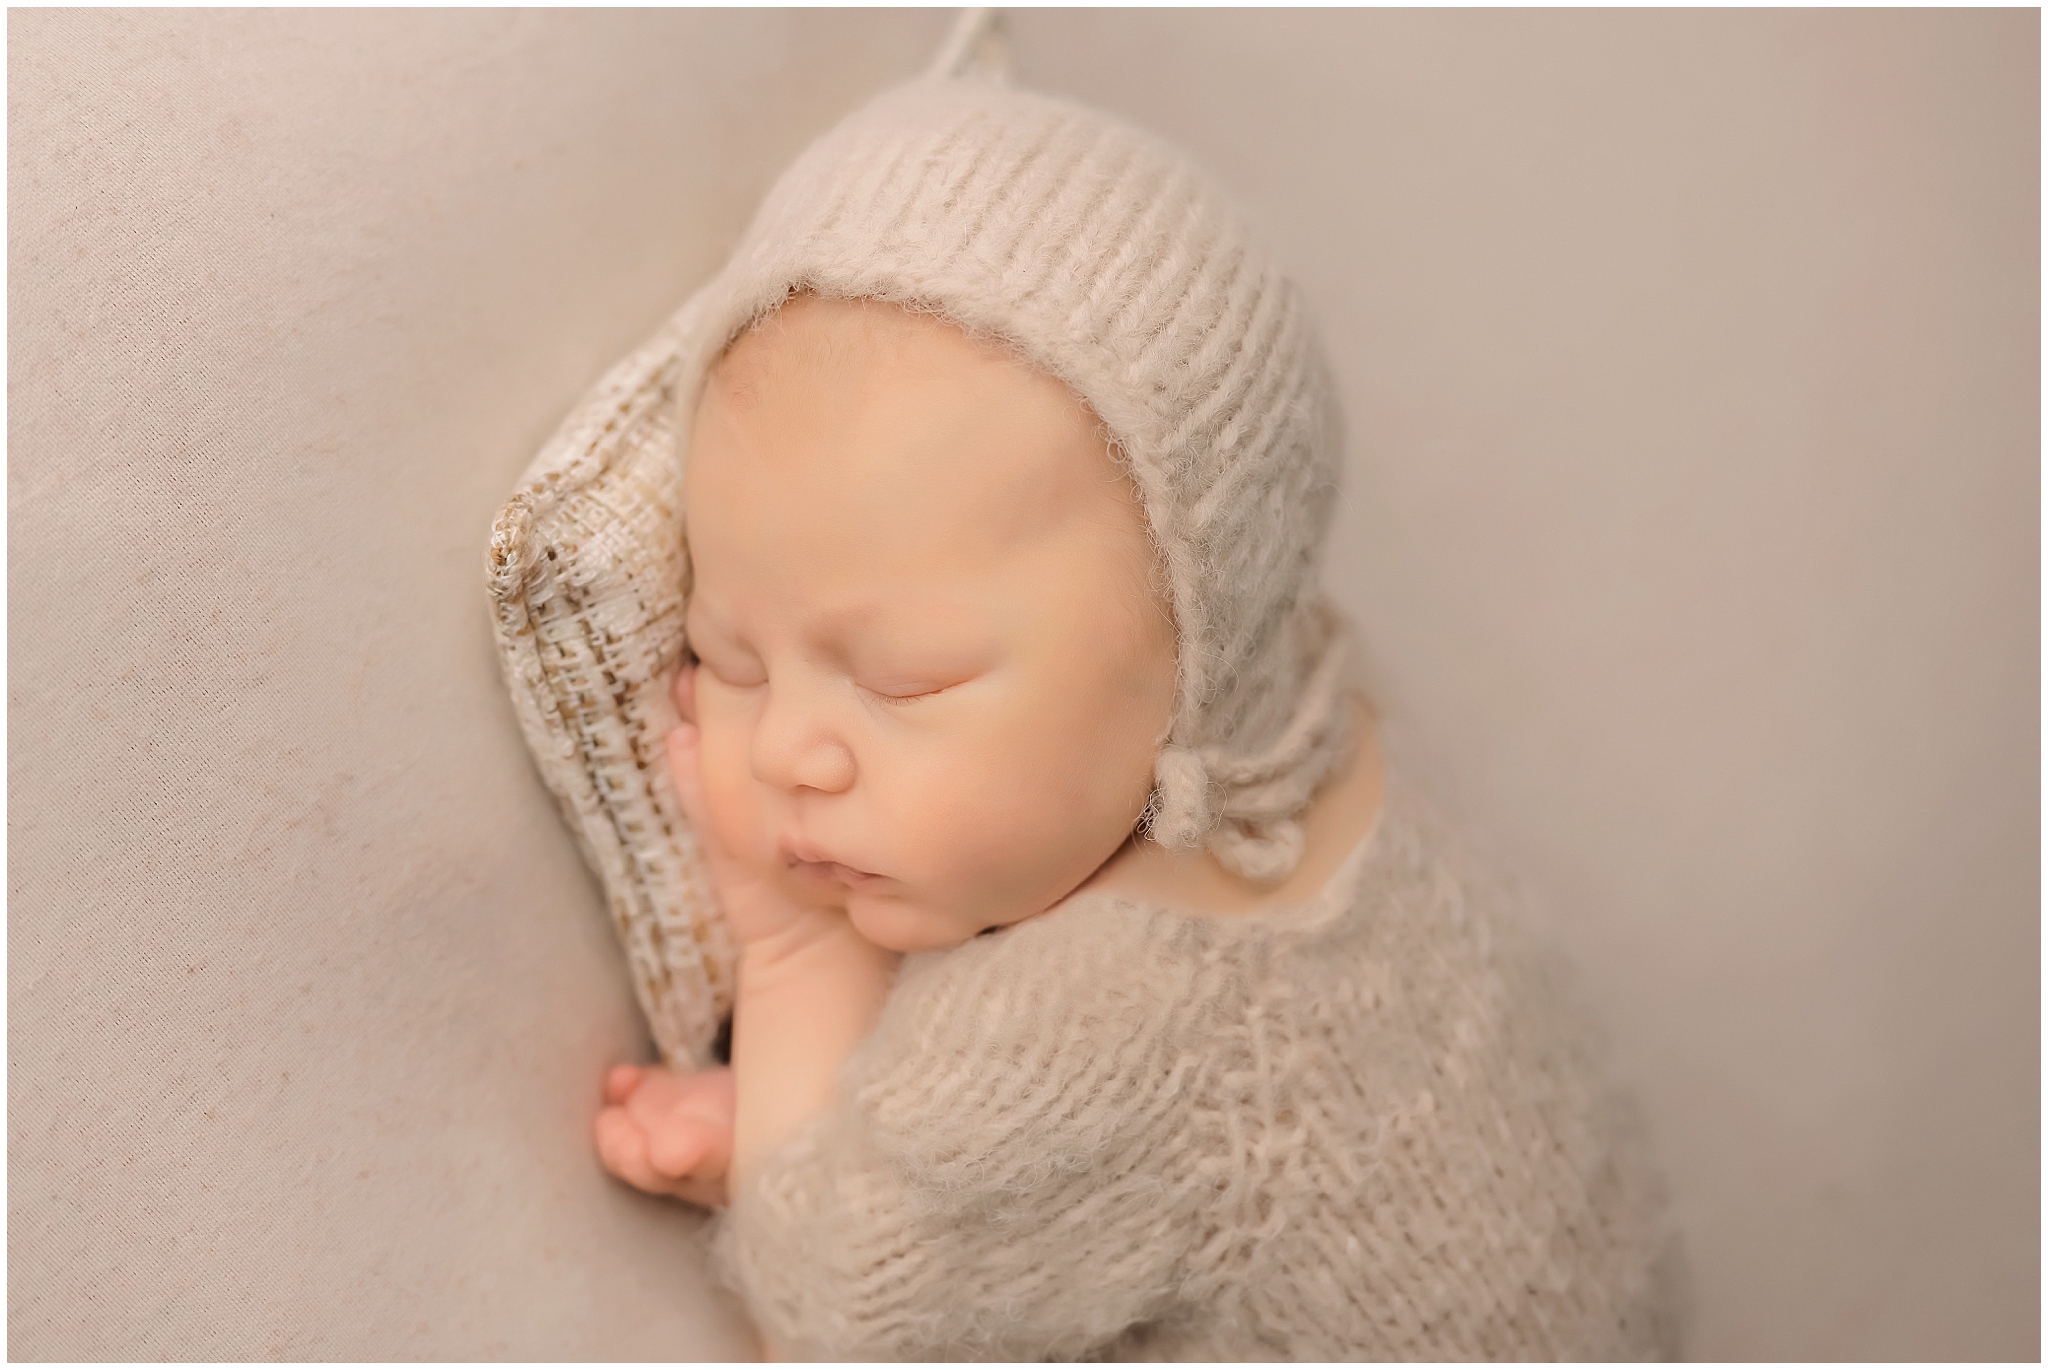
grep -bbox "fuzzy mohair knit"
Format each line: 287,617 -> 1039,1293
711,762 -> 1679,1360
669,68 -> 1350,882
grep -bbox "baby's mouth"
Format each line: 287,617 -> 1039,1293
774,835 -> 888,888
793,860 -> 881,886
781,847 -> 886,888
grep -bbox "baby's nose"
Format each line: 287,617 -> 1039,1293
748,696 -> 855,795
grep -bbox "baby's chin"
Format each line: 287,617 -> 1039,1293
846,893 -> 1026,956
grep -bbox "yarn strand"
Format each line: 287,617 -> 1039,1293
926,8 -> 1006,83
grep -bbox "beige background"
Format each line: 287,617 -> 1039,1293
10,8 -> 2037,1361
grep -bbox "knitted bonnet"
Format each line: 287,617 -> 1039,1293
670,27 -> 1352,881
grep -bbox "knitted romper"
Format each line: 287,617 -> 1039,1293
710,761 -> 1677,1361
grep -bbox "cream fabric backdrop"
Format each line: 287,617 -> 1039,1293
8,8 -> 948,1359
10,8 -> 2037,1362
1002,12 -> 2040,1360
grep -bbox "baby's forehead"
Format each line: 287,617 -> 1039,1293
696,299 -> 1125,520
687,299 -> 1159,609
709,295 -> 937,403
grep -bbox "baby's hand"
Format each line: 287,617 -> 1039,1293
592,1062 -> 735,1208
668,663 -> 851,956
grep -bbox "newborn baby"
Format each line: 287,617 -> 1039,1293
598,285 -> 1385,1190
591,73 -> 1675,1361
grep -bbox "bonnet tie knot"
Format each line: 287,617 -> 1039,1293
1206,818 -> 1308,885
1150,610 -> 1355,879
1149,745 -> 1213,849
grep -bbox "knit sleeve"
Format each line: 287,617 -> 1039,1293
710,900 -> 1229,1362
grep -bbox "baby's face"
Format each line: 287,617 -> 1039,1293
682,296 -> 1177,954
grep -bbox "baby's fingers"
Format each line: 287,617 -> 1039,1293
665,723 -> 710,834
594,1105 -> 671,1197
671,661 -> 699,725
593,1097 -> 696,1195
647,1113 -> 729,1181
602,1063 -> 643,1106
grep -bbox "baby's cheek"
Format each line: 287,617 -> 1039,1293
904,746 -> 1076,916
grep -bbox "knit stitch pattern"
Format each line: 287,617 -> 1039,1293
667,73 -> 1352,881
712,764 -> 1679,1361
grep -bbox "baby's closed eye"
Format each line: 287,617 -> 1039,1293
684,609 -> 768,689
858,672 -> 978,704
696,648 -> 768,689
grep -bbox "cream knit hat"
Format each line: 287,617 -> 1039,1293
670,24 -> 1352,881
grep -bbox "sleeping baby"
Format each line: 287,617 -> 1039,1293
588,69 -> 1678,1361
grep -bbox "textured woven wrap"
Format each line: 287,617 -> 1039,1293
487,293 -> 734,1070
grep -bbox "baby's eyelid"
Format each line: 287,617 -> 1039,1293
864,683 -> 934,704
700,662 -> 767,692
690,633 -> 766,686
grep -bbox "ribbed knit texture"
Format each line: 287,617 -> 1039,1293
711,764 -> 1680,1361
669,73 -> 1352,881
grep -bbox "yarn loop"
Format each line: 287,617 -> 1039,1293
1149,746 -> 1213,849
1207,817 -> 1307,885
